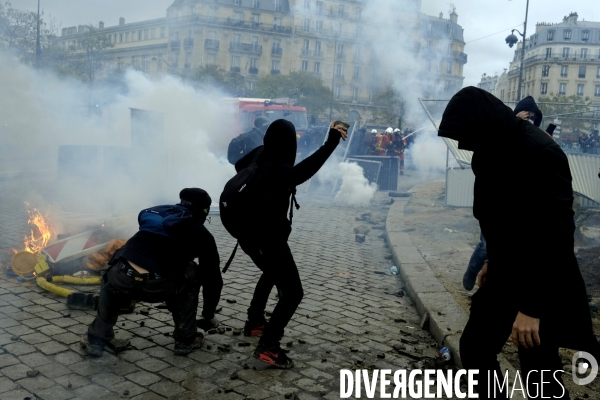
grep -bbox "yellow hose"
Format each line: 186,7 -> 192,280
35,275 -> 102,297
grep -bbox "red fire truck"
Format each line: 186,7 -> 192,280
224,98 -> 309,138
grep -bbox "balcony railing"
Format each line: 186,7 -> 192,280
249,67 -> 258,74
313,50 -> 323,58
272,47 -> 283,56
230,42 -> 262,54
204,39 -> 219,50
294,25 -> 359,41
231,66 -> 241,73
271,69 -> 281,75
169,15 -> 292,35
452,51 -> 467,62
301,48 -> 311,56
183,38 -> 194,47
334,74 -> 344,80
336,53 -> 345,60
170,40 -> 180,49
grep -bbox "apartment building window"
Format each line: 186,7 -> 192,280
500,89 -> 505,100
232,55 -> 240,68
184,51 -> 192,68
123,32 -> 128,42
446,61 -> 452,74
206,53 -> 215,64
234,0 -> 240,4
314,61 -> 320,74
251,36 -> 259,48
144,29 -> 149,40
119,33 -> 123,43
559,83 -> 567,95
561,65 -> 568,77
545,48 -> 552,59
303,18 -> 311,31
301,60 -> 308,71
547,30 -> 554,41
161,27 -> 166,38
274,0 -> 281,11
579,66 -> 586,78
352,87 -> 358,101
247,81 -> 254,92
581,48 -> 588,59
138,30 -> 143,40
338,22 -> 343,32
132,56 -> 140,69
253,14 -> 260,25
582,30 -> 590,41
303,0 -> 310,10
542,65 -> 550,77
233,34 -> 241,43
142,55 -> 150,71
354,46 -> 361,62
209,8 -> 217,18
353,66 -> 360,79
577,84 -> 584,96
316,20 -> 323,32
252,0 -> 260,9
303,39 -> 310,51
234,12 -> 243,22
271,60 -> 280,72
597,66 -> 600,78
564,29 -> 572,40
315,40 -> 322,56
117,57 -> 124,70
338,5 -> 345,18
151,29 -> 156,39
540,82 -> 548,95
274,17 -> 282,27
425,59 -> 431,71
562,47 -> 570,58
355,26 -> 362,38
337,44 -> 344,57
335,64 -> 343,78
250,58 -> 257,68
595,85 -> 600,97
273,39 -> 281,49
155,54 -> 163,71
316,1 -> 323,14
335,85 -> 341,99
355,8 -> 362,20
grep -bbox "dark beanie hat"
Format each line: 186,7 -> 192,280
254,116 -> 270,128
179,188 -> 212,216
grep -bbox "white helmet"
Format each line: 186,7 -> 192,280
385,127 -> 393,134
393,128 -> 400,133
371,129 -> 378,134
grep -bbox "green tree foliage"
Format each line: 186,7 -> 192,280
253,71 -> 344,120
370,88 -> 406,128
180,64 -> 245,96
538,94 -> 595,140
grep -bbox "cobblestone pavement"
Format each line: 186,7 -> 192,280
0,179 -> 451,400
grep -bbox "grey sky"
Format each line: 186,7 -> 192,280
16,0 -> 600,88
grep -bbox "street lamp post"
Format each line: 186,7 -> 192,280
505,0 -> 530,100
329,35 -> 338,121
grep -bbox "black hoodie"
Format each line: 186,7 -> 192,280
513,95 -> 543,127
235,119 -> 342,241
438,88 -> 593,345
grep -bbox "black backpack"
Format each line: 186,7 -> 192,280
219,150 -> 299,272
227,132 -> 252,165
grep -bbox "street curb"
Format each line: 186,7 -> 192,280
384,194 -> 523,386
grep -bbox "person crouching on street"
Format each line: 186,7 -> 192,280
83,188 -> 222,357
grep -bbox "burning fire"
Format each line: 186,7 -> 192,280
22,203 -> 55,254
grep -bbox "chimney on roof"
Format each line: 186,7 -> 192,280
61,27 -> 67,36
450,10 -> 458,24
564,12 -> 578,25
99,21 -> 104,29
439,12 -> 443,19
119,17 -> 125,26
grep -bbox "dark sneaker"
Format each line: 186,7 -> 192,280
253,344 -> 294,369
197,316 -> 220,332
462,272 -> 476,291
174,333 -> 204,356
244,319 -> 266,337
80,335 -> 104,357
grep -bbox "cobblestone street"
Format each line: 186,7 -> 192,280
0,179 -> 444,400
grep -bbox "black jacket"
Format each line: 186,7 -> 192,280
117,206 -> 219,279
439,87 -> 593,348
235,119 -> 341,242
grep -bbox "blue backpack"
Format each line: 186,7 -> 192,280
138,205 -> 194,237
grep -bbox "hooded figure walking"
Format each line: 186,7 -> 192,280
438,87 -> 600,398
232,119 -> 347,368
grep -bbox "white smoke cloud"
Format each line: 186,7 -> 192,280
334,162 -> 377,207
0,52 -> 237,232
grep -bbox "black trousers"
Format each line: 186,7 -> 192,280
88,260 -> 221,345
461,284 -> 570,399
239,240 -> 304,347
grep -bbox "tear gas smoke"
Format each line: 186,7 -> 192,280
334,162 -> 377,207
0,52 -> 236,232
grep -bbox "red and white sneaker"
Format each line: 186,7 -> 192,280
253,344 -> 294,369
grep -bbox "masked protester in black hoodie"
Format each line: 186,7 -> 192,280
233,119 -> 347,368
439,87 -> 600,399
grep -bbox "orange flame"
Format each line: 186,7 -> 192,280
22,203 -> 55,254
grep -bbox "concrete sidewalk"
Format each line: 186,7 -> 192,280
384,188 -> 522,388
